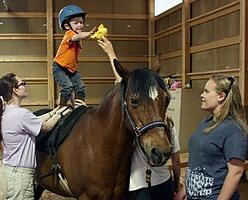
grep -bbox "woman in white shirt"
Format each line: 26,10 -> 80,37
98,37 -> 181,200
129,124 -> 180,200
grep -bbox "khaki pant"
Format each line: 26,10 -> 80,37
0,158 -> 7,200
3,165 -> 35,200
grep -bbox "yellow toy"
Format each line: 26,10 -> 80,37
90,24 -> 108,40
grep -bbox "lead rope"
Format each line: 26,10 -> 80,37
145,166 -> 152,187
57,170 -> 74,196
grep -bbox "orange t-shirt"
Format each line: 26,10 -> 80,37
54,30 -> 81,73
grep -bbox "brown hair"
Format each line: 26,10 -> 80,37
0,73 -> 18,141
205,75 -> 248,133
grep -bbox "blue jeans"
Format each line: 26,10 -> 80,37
53,62 -> 85,101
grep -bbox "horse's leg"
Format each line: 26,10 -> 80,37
77,192 -> 90,200
34,184 -> 44,200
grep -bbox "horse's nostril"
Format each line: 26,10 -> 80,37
151,148 -> 158,156
165,152 -> 171,160
151,148 -> 163,159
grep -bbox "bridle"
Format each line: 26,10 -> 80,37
123,99 -> 169,138
120,81 -> 171,159
120,79 -> 172,188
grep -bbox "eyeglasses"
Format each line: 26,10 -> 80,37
16,81 -> 27,88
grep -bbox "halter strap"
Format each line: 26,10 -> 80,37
120,81 -> 169,138
120,81 -> 171,167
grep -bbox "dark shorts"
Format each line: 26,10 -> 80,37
128,178 -> 173,200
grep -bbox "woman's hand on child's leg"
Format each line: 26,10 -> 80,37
75,99 -> 87,107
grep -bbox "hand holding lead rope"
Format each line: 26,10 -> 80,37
146,166 -> 152,188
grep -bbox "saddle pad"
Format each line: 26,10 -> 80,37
35,106 -> 90,155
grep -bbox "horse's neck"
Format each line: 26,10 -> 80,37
98,86 -> 122,122
94,88 -> 133,180
95,86 -> 133,148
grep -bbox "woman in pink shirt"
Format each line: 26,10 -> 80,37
0,73 -> 71,200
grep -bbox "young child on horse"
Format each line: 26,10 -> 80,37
53,4 -> 96,108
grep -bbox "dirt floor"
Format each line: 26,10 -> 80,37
1,151 -> 248,200
40,182 -> 248,200
40,190 -> 75,200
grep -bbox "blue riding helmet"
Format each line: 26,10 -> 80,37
58,5 -> 87,30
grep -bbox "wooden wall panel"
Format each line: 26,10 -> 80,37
156,31 -> 182,54
85,84 -> 115,103
54,0 -> 147,14
77,62 -> 118,77
156,38 -> 168,54
112,0 -> 148,14
191,0 -> 236,18
54,84 -> 115,105
239,0 -> 248,104
76,40 -> 102,56
0,19 -> 46,33
191,45 -> 239,72
0,0 -> 45,12
54,19 -> 148,35
54,40 -> 148,57
120,62 -> 149,69
191,11 -> 239,46
155,10 -> 182,32
78,61 -> 148,77
0,62 -> 47,78
0,0 -> 149,108
21,85 -> 48,110
0,40 -> 47,55
160,57 -> 182,76
110,41 -> 148,56
53,0 -> 114,14
26,85 -> 48,101
191,80 -> 206,89
154,0 -> 242,96
111,20 -> 148,35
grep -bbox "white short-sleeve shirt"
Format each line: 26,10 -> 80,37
129,127 -> 180,191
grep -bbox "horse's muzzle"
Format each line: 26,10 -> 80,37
149,148 -> 172,167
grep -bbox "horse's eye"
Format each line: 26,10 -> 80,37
130,98 -> 139,108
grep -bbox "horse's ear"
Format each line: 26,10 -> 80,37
113,59 -> 129,80
151,54 -> 161,73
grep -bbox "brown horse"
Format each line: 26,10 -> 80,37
35,59 -> 172,200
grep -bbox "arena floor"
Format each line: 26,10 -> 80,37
40,181 -> 248,200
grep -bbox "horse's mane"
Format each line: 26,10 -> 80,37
97,84 -> 119,106
129,68 -> 169,101
98,68 -> 170,108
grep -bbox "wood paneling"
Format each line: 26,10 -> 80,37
46,0 -> 55,107
0,0 -> 149,108
239,0 -> 248,104
181,0 -> 190,87
154,0 -> 245,103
